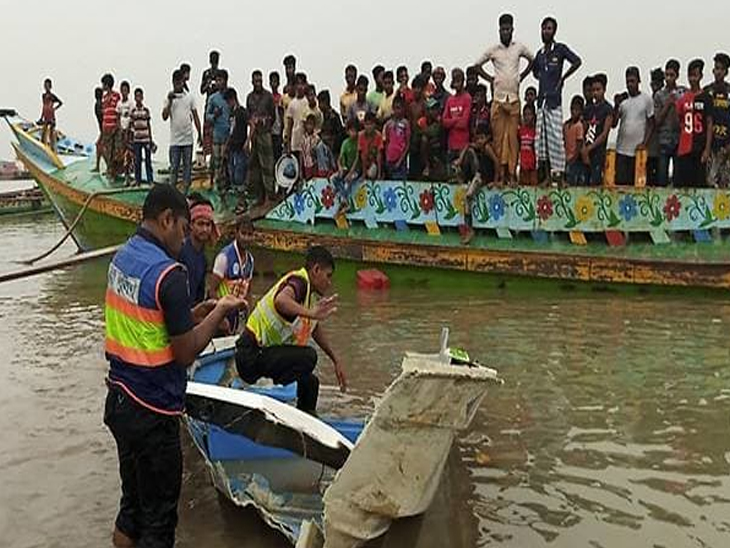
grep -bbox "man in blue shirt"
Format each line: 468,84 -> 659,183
178,194 -> 219,308
532,16 -> 582,184
205,70 -> 231,191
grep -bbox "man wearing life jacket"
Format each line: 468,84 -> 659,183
103,184 -> 246,548
209,217 -> 255,333
235,246 -> 346,413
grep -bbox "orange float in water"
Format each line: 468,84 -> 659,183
356,269 -> 390,290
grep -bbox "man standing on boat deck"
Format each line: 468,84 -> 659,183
104,184 -> 246,548
235,246 -> 347,414
162,69 -> 202,194
474,13 -> 534,185
246,70 -> 277,210
200,50 -> 221,158
532,16 -> 582,184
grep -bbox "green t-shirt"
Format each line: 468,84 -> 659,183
367,90 -> 384,110
339,136 -> 358,171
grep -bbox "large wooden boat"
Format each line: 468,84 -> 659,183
6,112 -> 730,290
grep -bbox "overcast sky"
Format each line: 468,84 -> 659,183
0,0 -> 726,157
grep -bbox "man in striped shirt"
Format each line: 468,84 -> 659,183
130,88 -> 155,185
100,73 -> 124,181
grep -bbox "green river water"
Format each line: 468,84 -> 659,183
1,210 -> 729,547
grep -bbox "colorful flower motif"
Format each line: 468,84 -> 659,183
383,187 -> 397,212
575,196 -> 594,223
618,194 -> 638,222
488,194 -> 506,221
419,189 -> 435,214
321,185 -> 336,210
354,186 -> 368,210
454,187 -> 467,215
293,193 -> 305,215
713,193 -> 730,221
663,194 -> 681,222
537,195 -> 553,221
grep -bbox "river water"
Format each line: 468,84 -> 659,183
1,211 -> 729,548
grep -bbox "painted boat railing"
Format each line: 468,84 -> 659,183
267,179 -> 730,243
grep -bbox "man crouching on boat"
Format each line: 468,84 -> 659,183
103,184 -> 246,548
235,246 -> 347,413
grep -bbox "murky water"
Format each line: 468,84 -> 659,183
1,213 -> 729,548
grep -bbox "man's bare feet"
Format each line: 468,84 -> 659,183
461,226 -> 475,245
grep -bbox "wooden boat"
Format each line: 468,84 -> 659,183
0,187 -> 50,216
6,111 -> 730,290
185,333 -> 500,547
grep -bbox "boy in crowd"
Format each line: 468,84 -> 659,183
367,65 -> 386,111
270,71 -> 285,160
407,76 -> 428,178
319,90 -> 344,157
282,54 -> 297,108
39,78 -> 62,150
303,84 -> 324,129
130,87 -> 155,185
703,53 -> 730,188
331,120 -> 361,214
654,60 -> 687,186
420,60 -> 435,97
396,66 -> 414,104
383,96 -> 411,180
347,75 -> 374,125
471,84 -> 491,138
285,73 -> 309,159
459,126 -> 499,244
524,86 -> 537,109
519,103 -> 538,185
564,95 -> 586,185
340,65 -> 358,120
465,66 -> 480,98
377,70 -> 397,123
358,112 -> 383,180
442,68 -> 472,168
431,67 -> 451,113
223,88 -> 249,199
210,218 -> 255,334
116,81 -> 134,184
675,59 -> 708,187
582,74 -> 614,185
179,194 -> 218,308
421,98 -> 447,180
613,66 -> 655,185
646,68 -> 665,184
180,63 -> 191,93
205,70 -> 231,190
582,76 -> 594,105
301,113 -> 335,180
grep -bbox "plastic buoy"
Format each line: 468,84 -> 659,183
356,269 -> 390,290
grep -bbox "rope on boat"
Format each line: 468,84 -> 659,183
0,245 -> 121,284
21,187 -> 148,265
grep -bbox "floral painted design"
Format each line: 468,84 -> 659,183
664,195 -> 681,222
383,187 -> 397,212
420,189 -> 435,214
488,194 -> 506,221
354,186 -> 368,210
575,195 -> 594,223
713,193 -> 730,221
453,187 -> 466,216
321,185 -> 336,210
618,194 -> 638,222
293,193 -> 306,215
537,195 -> 553,221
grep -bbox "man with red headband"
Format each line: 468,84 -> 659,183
179,194 -> 220,308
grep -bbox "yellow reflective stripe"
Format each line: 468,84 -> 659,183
105,307 -> 171,352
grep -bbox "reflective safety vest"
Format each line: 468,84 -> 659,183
105,234 -> 185,415
246,267 -> 317,347
215,241 -> 254,333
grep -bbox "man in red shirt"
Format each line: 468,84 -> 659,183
676,59 -> 708,187
442,68 -> 473,169
99,73 -> 123,181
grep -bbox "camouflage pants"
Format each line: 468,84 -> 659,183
707,148 -> 730,188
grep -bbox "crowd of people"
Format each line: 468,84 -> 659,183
45,13 -> 730,216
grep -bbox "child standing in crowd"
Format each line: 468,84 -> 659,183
303,84 -> 324,130
130,87 -> 155,185
270,71 -> 284,160
524,86 -> 537,109
421,98 -> 447,180
301,114 -> 335,180
582,74 -> 614,185
223,88 -> 249,198
93,87 -> 104,172
407,76 -> 428,178
116,81 -> 134,184
358,112 -> 383,180
318,90 -> 344,157
397,66 -> 414,104
206,70 -> 231,191
459,126 -> 499,244
442,68 -> 472,168
347,76 -> 373,125
703,53 -> 730,188
654,60 -> 687,186
564,96 -> 586,185
285,73 -> 309,159
518,104 -> 538,185
331,120 -> 361,214
367,65 -> 386,112
675,59 -> 708,187
383,96 -> 411,180
39,78 -> 62,150
471,84 -> 491,138
377,70 -> 396,123
647,68 -> 666,184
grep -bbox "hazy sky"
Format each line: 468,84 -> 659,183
0,0 -> 726,157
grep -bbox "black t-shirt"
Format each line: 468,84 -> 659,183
137,228 -> 194,337
707,82 -> 730,150
228,105 -> 249,150
584,100 -> 613,153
